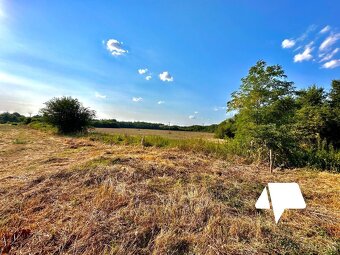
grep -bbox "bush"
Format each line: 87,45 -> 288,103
40,97 -> 95,134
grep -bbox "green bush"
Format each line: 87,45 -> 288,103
40,97 -> 95,134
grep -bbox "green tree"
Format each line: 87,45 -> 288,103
0,112 -> 26,123
294,85 -> 329,147
227,60 -> 297,166
215,117 -> 236,139
327,80 -> 340,148
40,97 -> 95,134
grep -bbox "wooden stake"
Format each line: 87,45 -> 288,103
269,149 -> 273,173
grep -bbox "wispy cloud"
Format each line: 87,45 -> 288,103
132,97 -> 143,102
282,39 -> 295,49
213,106 -> 226,111
322,59 -> 340,69
282,25 -> 340,68
319,48 -> 339,62
320,25 -> 331,34
0,72 -> 53,90
138,68 -> 148,74
159,71 -> 173,82
319,33 -> 340,51
294,44 -> 313,62
106,39 -> 128,56
157,100 -> 165,104
188,111 -> 199,119
95,92 -> 107,99
145,75 -> 152,80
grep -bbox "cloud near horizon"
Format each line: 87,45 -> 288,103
132,97 -> 143,102
95,92 -> 107,99
213,106 -> 226,111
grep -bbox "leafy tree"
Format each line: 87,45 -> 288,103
227,60 -> 297,166
326,80 -> 340,148
215,117 -> 236,139
40,97 -> 95,133
294,85 -> 329,147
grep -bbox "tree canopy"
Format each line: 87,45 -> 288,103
40,97 -> 96,134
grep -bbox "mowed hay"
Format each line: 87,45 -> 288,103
0,125 -> 339,254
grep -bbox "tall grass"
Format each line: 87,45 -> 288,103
25,122 -> 340,171
85,132 -> 340,172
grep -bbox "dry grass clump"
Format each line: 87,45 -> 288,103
0,125 -> 339,254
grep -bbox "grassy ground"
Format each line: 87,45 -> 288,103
94,128 -> 215,140
0,125 -> 339,254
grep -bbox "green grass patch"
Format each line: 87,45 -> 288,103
12,138 -> 27,144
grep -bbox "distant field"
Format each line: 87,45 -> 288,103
94,127 -> 215,140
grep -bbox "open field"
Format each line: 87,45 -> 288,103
94,128 -> 215,140
0,125 -> 339,254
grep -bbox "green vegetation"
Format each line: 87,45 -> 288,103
40,96 -> 96,134
92,119 -> 217,133
1,61 -> 339,171
216,60 -> 340,171
0,112 -> 26,124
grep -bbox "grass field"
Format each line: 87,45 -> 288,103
94,128 -> 215,140
0,125 -> 339,254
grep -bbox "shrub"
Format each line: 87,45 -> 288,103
40,97 -> 95,134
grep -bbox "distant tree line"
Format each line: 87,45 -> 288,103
0,112 -> 27,124
215,60 -> 339,170
0,109 -> 217,133
92,119 -> 217,133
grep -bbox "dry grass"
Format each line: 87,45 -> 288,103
94,128 -> 215,140
0,125 -> 339,254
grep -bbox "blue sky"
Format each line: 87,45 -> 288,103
0,0 -> 339,125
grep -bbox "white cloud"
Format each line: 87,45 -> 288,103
319,33 -> 340,51
106,39 -> 128,56
320,25 -> 331,34
282,25 -> 340,68
320,48 -> 339,62
145,75 -> 152,80
194,111 -> 198,114
294,45 -> 313,62
95,92 -> 107,99
159,71 -> 173,82
189,115 -> 196,119
213,106 -> 226,111
132,97 -> 143,102
322,59 -> 340,69
282,39 -> 296,49
138,68 -> 148,75
157,100 -> 165,104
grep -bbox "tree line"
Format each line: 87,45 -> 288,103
0,111 -> 217,133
